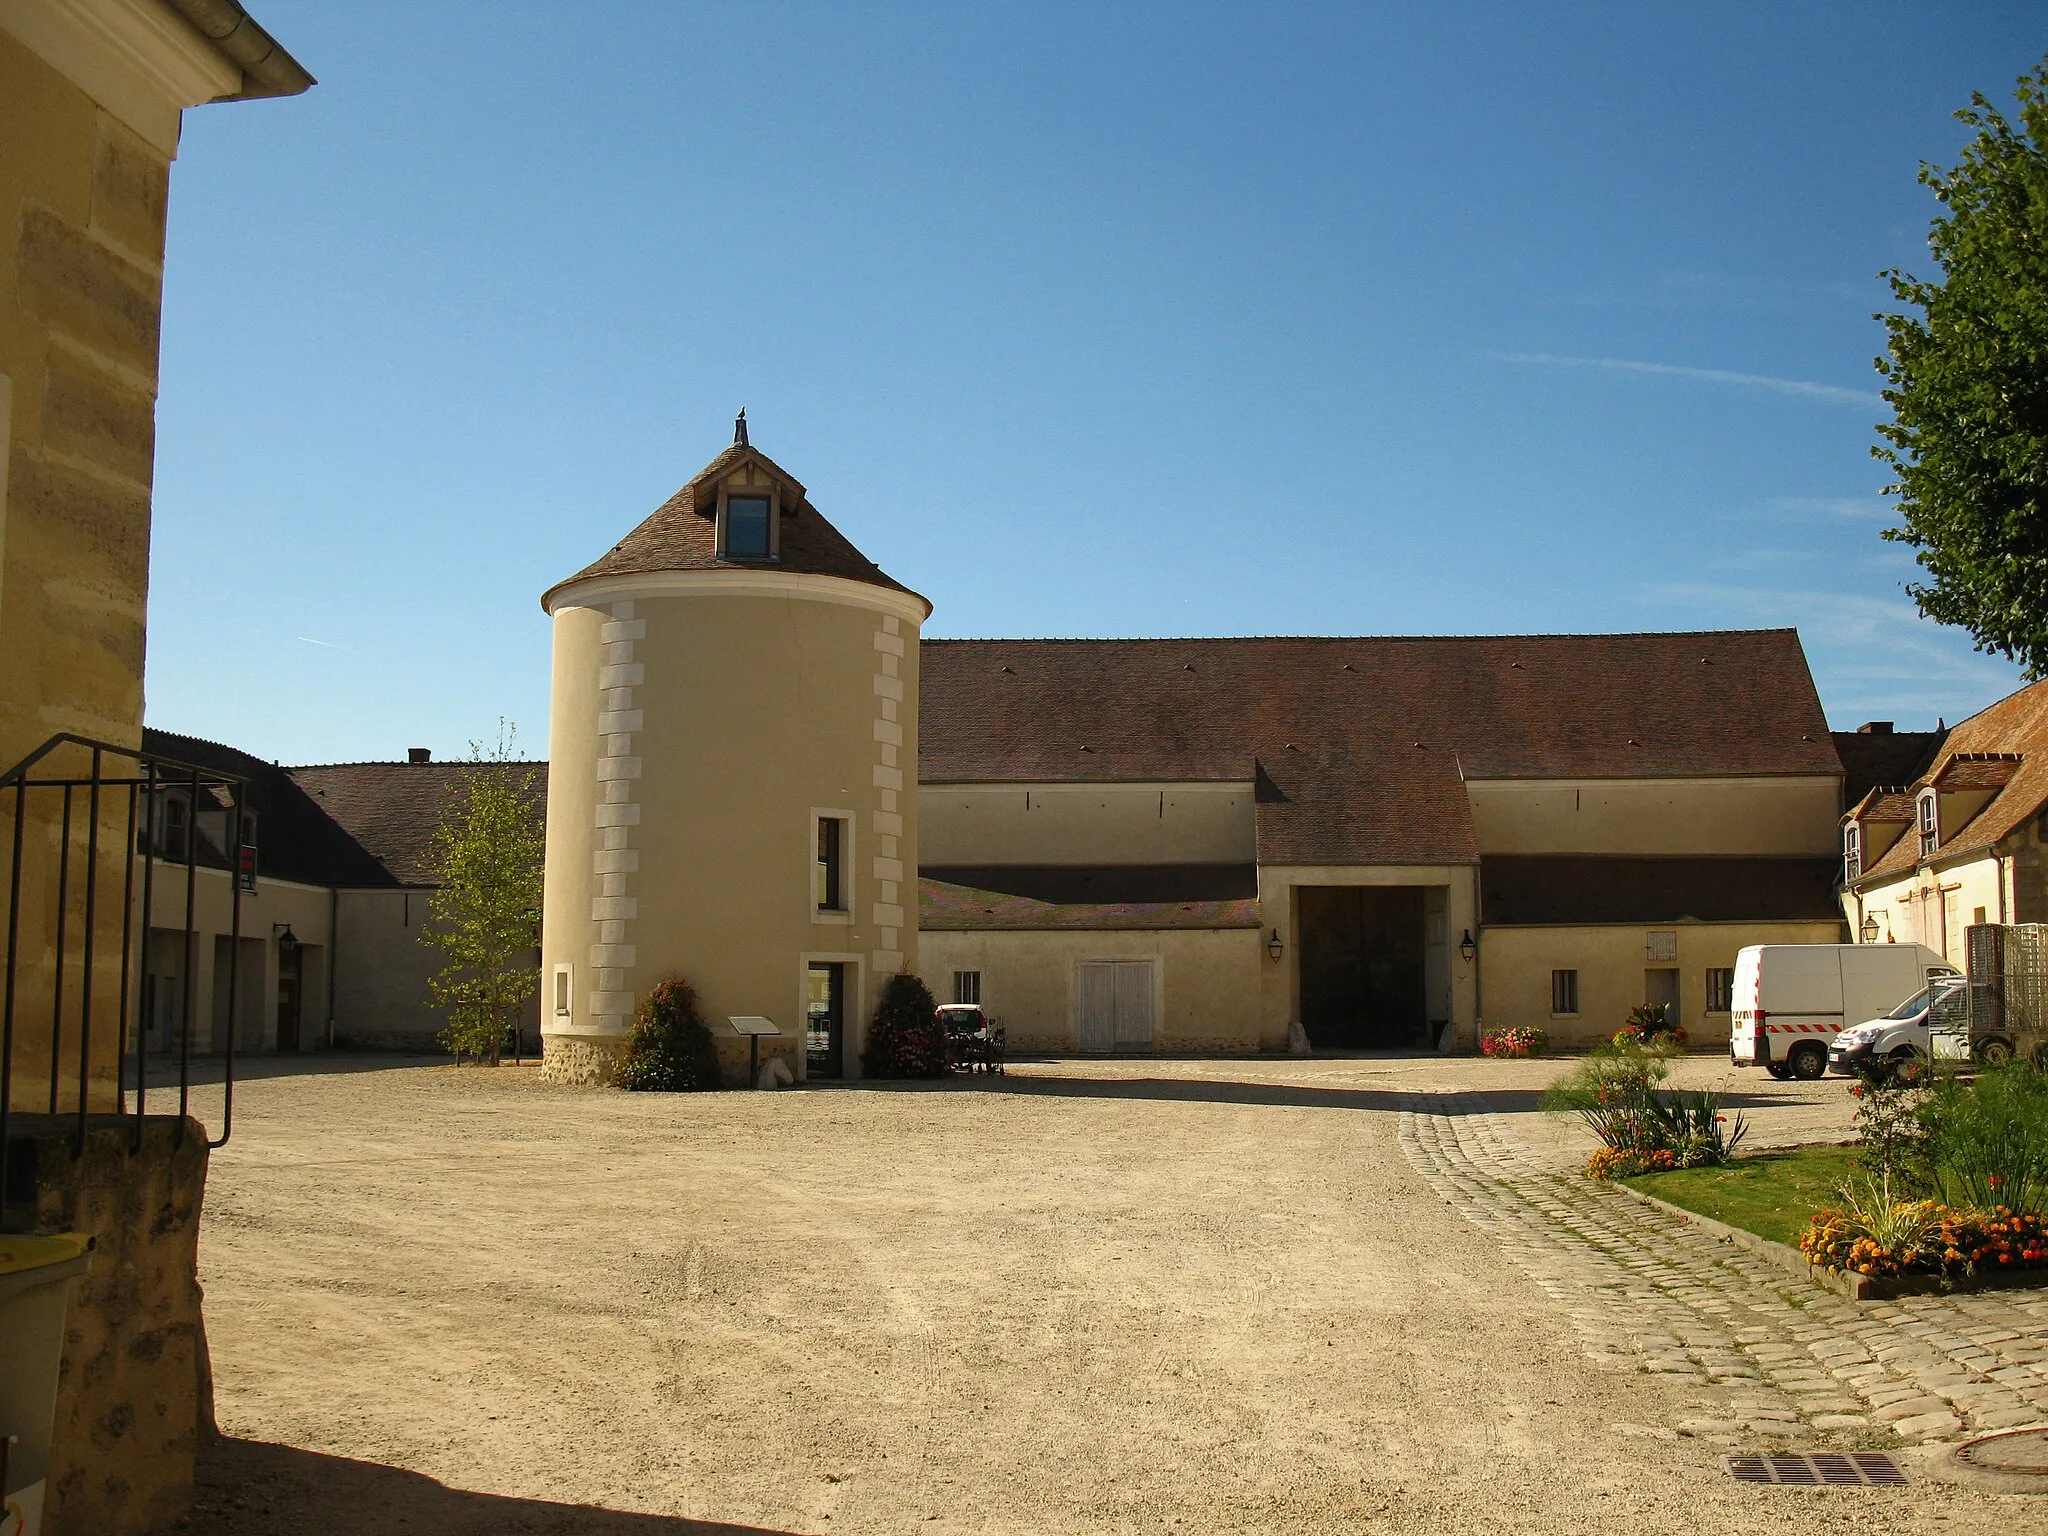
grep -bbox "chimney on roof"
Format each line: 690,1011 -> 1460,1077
408,747 -> 431,764
1857,722 -> 1895,734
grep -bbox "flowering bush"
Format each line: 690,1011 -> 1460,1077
616,977 -> 725,1092
1547,1043 -> 1744,1176
1613,1004 -> 1688,1055
862,973 -> 948,1078
1586,1146 -> 1678,1179
1481,1026 -> 1548,1058
1802,1200 -> 2048,1277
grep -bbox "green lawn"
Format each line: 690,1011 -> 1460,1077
1626,1143 -> 1862,1247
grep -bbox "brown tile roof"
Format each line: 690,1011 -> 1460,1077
918,630 -> 1840,866
1934,753 -> 2022,791
285,760 -> 548,887
920,876 -> 1262,931
920,865 -> 1258,903
541,443 -> 927,612
1848,788 -> 1917,824
1834,727 -> 1946,805
142,729 -> 394,887
1851,677 -> 2048,886
1481,856 -> 1843,925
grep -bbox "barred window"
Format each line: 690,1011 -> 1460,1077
1551,969 -> 1579,1016
1705,968 -> 1734,1013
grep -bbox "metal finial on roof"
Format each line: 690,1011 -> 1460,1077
734,408 -> 749,447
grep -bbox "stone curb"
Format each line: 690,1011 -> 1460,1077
1609,1178 -> 2048,1304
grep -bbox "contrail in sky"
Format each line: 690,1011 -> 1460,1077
1490,351 -> 1882,407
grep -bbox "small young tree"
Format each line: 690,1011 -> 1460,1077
863,973 -> 947,1078
423,724 -> 546,1065
616,977 -> 725,1091
1874,57 -> 2048,676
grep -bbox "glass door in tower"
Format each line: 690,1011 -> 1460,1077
807,962 -> 846,1079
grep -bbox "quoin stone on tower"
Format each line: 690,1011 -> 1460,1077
538,426 -> 931,1084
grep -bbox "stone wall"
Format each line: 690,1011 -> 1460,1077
542,1033 -> 627,1085
8,1114 -> 213,1536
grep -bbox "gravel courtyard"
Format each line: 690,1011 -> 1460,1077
168,1053 -> 2041,1534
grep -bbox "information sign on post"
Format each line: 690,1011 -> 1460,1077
727,1016 -> 781,1086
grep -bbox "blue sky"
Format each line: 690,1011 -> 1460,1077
146,2 -> 2045,764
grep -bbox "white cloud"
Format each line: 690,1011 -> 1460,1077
1490,351 -> 1883,408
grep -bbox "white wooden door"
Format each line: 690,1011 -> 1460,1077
1112,960 -> 1154,1048
1075,960 -> 1154,1051
1075,962 -> 1117,1050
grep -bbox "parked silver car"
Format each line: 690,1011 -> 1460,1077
1826,977 -> 1966,1075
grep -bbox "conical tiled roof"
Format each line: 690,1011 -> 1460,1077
542,442 -> 927,613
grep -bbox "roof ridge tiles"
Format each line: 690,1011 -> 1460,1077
921,627 -> 1801,644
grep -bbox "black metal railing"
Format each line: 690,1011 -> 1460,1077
1,734 -> 245,1203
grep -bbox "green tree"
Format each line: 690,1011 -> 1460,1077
423,724 -> 546,1064
1874,58 -> 2048,676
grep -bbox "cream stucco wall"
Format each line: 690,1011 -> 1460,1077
1849,853 -> 2016,966
1,19 -> 188,1112
919,781 -> 1255,867
1466,777 -> 1841,855
140,865 -> 333,1053
919,926 -> 1267,1052
1480,918 -> 1847,1048
542,572 -> 924,1082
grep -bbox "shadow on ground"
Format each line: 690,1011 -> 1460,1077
842,1072 -> 1786,1115
169,1438 -> 795,1536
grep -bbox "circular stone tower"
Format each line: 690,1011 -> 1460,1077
539,421 -> 930,1085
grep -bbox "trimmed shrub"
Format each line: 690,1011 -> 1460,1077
864,973 -> 947,1078
616,977 -> 724,1091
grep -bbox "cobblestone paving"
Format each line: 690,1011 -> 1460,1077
1400,1092 -> 2048,1447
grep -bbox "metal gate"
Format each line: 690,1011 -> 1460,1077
1963,922 -> 2048,1059
2,733 -> 245,1206
1075,960 -> 1154,1052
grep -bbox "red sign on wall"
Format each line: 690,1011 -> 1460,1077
237,845 -> 258,894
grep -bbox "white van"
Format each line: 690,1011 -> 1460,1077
1729,944 -> 1959,1081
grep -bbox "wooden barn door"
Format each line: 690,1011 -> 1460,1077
1075,960 -> 1154,1052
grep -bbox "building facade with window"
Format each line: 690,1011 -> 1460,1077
1840,677 -> 2048,961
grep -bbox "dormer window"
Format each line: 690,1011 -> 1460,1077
1918,790 -> 1938,859
1843,822 -> 1861,881
719,489 -> 776,560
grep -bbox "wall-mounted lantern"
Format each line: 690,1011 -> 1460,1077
1458,929 -> 1476,964
1859,914 -> 1880,945
273,922 -> 299,957
1266,928 -> 1284,961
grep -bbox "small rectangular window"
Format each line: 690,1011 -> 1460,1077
1705,967 -> 1734,1013
1645,930 -> 1677,962
1551,969 -> 1579,1016
553,963 -> 573,1017
954,970 -> 981,1005
815,816 -> 844,911
162,795 -> 188,859
725,494 -> 772,558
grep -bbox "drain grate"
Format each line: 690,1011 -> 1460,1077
1724,1453 -> 1908,1487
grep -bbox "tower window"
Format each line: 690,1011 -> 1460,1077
724,494 -> 772,559
816,816 -> 846,912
